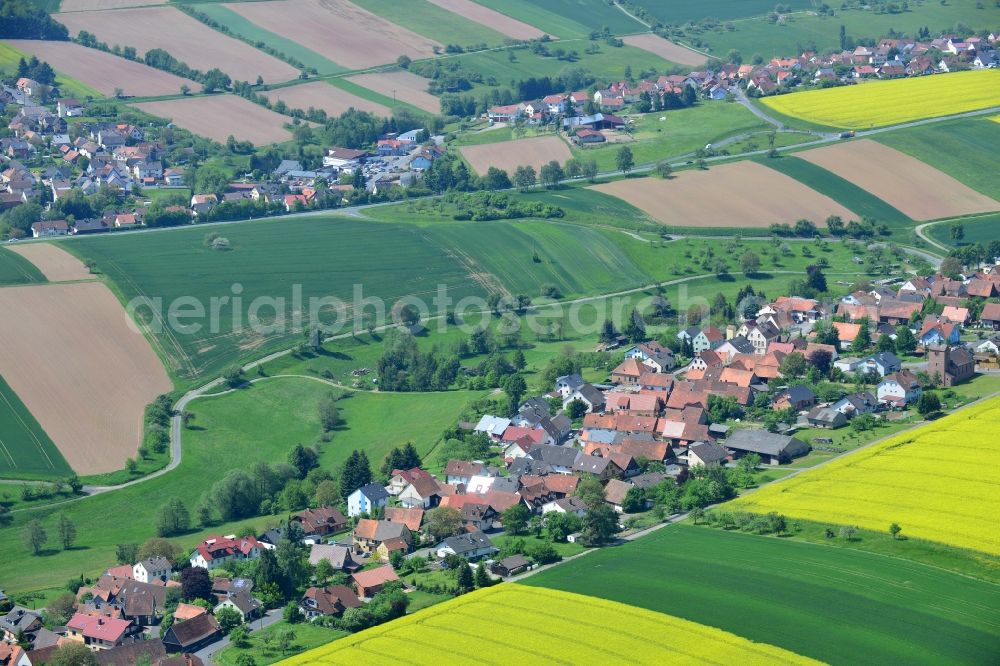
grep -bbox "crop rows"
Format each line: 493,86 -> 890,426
734,397 -> 1000,554
281,585 -> 817,665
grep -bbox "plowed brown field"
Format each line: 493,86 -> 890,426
426,0 -> 544,39
460,135 -> 573,176
798,139 -> 1000,220
0,282 -> 172,474
623,34 -> 707,66
55,6 -> 299,84
7,243 -> 94,282
591,161 -> 858,228
225,0 -> 440,69
266,81 -> 390,117
133,95 -> 295,145
346,70 -> 439,113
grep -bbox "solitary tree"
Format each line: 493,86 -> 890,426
839,525 -> 857,541
57,514 -> 76,550
23,519 -> 47,555
455,561 -> 474,593
616,146 -> 634,174
740,250 -> 761,276
889,523 -> 902,540
689,507 -> 705,525
916,391 -> 941,417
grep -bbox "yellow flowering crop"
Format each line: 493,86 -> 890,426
762,70 -> 1000,129
279,585 -> 818,665
733,397 -> 1000,554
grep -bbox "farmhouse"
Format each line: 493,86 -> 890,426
724,430 -> 809,465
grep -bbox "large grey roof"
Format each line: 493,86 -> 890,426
528,444 -> 581,468
725,429 -> 808,457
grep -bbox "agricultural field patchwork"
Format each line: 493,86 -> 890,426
55,5 -> 300,84
761,70 -> 1000,129
0,247 -> 46,286
281,584 -> 818,665
3,39 -> 200,97
59,0 -> 164,9
132,95 -> 297,145
224,0 -> 440,70
0,375 -> 72,480
591,161 -> 857,229
526,524 -> 1000,665
733,397 -> 1000,555
798,139 -> 1000,220
0,282 -> 172,475
631,0 -> 815,23
352,0 -> 516,45
459,135 -> 573,176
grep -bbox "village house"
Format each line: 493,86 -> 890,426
161,613 -> 221,653
132,557 -> 171,584
308,544 -> 362,573
877,371 -> 923,407
189,535 -> 262,570
30,220 -> 69,238
398,475 -> 449,509
434,531 -> 497,561
64,613 -> 136,651
292,506 -> 348,537
347,482 -> 390,517
352,519 -> 411,554
806,406 -> 848,429
724,429 -> 809,465
687,441 -> 729,467
444,460 -> 485,486
300,585 -> 362,620
352,565 -> 400,599
387,467 -> 432,495
214,590 -> 261,622
1,607 -> 42,643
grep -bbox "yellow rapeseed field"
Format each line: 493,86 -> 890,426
762,69 -> 1000,129
734,397 -> 1000,554
279,584 -> 818,665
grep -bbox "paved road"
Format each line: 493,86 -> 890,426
194,608 -> 283,665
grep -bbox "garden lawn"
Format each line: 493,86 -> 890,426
525,523 -> 1000,665
570,103 -> 770,171
0,377 -> 476,596
350,0 -> 511,46
185,3 -> 346,75
759,155 -> 912,229
215,620 -> 348,666
875,116 -> 1000,201
0,247 -> 46,285
0,375 -> 72,480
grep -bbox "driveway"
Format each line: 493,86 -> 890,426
194,608 -> 283,665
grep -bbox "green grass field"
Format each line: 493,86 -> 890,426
759,154 -> 912,228
0,376 -> 72,480
456,42 -> 677,88
0,248 -> 46,285
569,103 -> 770,170
214,619 -> 347,665
0,377 -> 476,595
927,213 -> 1000,247
185,3 -> 346,76
351,0 -> 512,47
672,0 -> 998,60
525,523 -> 1000,665
633,0 -> 815,23
875,116 -> 1000,201
324,77 -> 431,117
516,0 -> 646,34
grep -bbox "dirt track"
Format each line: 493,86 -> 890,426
8,242 -> 95,283
460,135 -> 573,176
799,139 -> 1000,220
133,96 -> 295,145
0,282 -> 172,474
425,0 -> 544,40
623,34 -> 707,67
225,0 -> 440,69
56,6 -> 298,84
592,161 -> 857,228
5,40 -> 200,97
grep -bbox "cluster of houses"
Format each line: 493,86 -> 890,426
0,555 -> 216,664
736,32 -> 999,95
